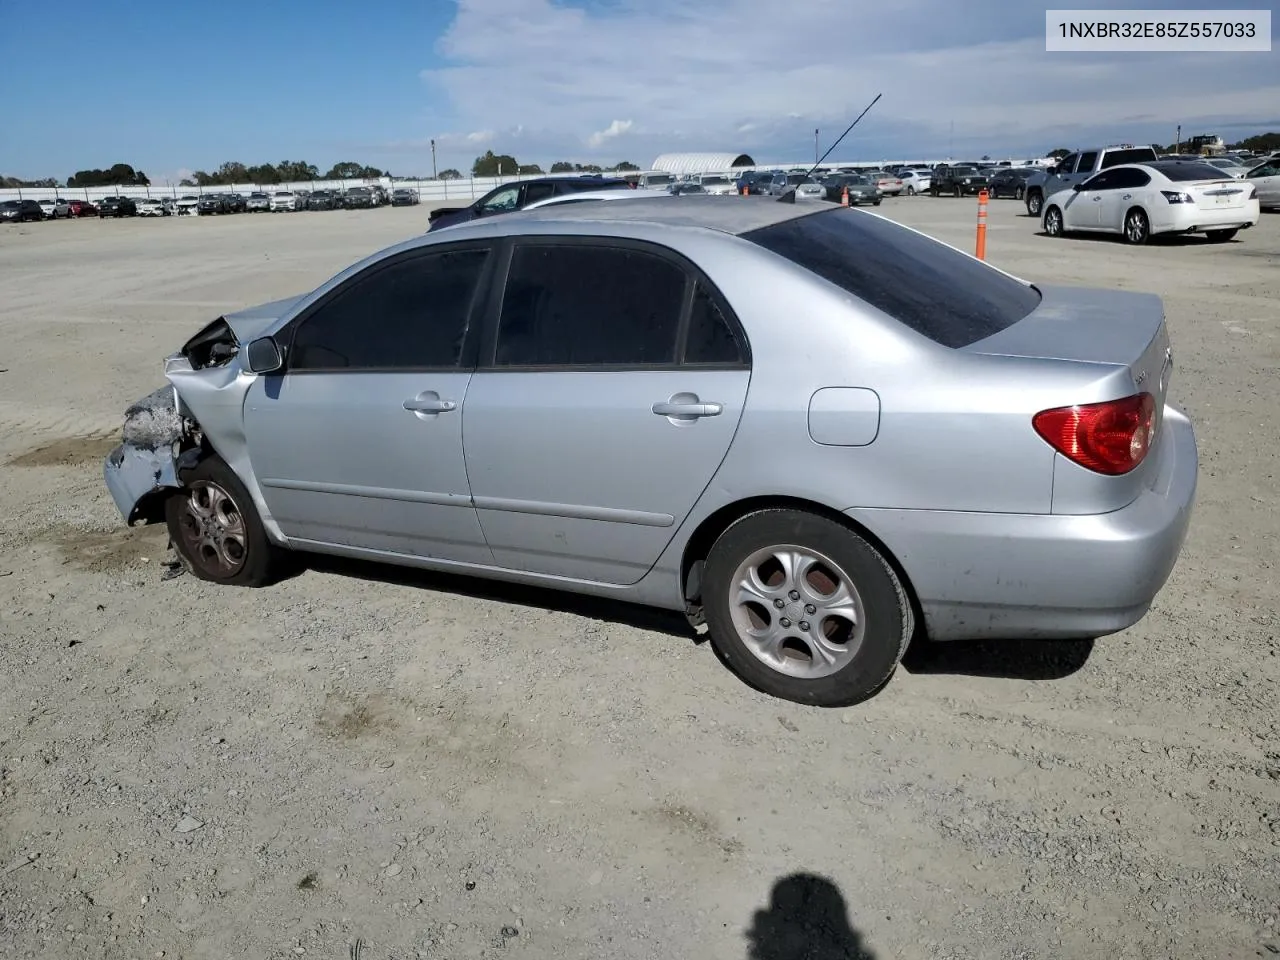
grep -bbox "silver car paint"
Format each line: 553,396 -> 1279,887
104,197 -> 1198,643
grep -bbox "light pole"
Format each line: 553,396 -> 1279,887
431,139 -> 437,179
814,128 -> 819,165
1176,124 -> 1181,153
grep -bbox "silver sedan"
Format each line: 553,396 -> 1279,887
103,197 -> 1198,706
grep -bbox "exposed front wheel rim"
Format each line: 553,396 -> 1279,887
1045,208 -> 1063,235
1126,212 -> 1146,242
176,481 -> 248,577
728,544 -> 866,680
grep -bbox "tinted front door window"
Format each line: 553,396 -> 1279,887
290,249 -> 488,371
494,244 -> 686,367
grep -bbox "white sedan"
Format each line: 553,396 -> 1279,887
137,199 -> 167,217
898,169 -> 932,195
1042,160 -> 1260,245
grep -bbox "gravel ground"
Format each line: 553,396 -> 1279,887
1,201 -> 1277,960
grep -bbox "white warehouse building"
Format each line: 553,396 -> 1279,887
650,152 -> 757,176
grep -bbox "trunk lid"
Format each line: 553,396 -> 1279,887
964,283 -> 1175,508
1188,179 -> 1250,211
964,281 -> 1173,430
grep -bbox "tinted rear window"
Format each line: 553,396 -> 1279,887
1149,161 -> 1235,181
1100,147 -> 1158,168
742,208 -> 1042,349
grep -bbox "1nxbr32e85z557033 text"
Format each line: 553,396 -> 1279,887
1046,8 -> 1272,51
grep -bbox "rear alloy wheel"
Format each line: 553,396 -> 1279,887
1123,208 -> 1151,245
165,454 -> 290,587
1043,205 -> 1065,237
701,510 -> 913,707
1026,190 -> 1043,217
905,186 -> 915,196
1015,185 -> 1025,200
1206,229 -> 1238,243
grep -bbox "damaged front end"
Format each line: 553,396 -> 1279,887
103,386 -> 204,526
103,315 -> 246,527
104,296 -> 302,528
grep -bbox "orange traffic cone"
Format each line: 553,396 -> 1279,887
741,183 -> 749,196
841,185 -> 850,207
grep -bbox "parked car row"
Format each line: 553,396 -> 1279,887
2,186 -> 422,224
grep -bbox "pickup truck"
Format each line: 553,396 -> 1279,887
1023,144 -> 1160,216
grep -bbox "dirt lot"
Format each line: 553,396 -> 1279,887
1,200 -> 1277,960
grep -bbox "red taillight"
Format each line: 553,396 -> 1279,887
1032,393 -> 1156,475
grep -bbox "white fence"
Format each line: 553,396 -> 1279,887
0,158 -> 1053,206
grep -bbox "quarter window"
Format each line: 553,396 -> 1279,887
494,244 -> 687,367
684,284 -> 744,365
289,248 -> 488,371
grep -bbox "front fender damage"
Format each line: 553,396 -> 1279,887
103,386 -> 202,526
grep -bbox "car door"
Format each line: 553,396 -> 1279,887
1070,168 -> 1119,228
241,241 -> 496,564
461,238 -> 752,585
1095,168 -> 1151,232
1246,159 -> 1280,206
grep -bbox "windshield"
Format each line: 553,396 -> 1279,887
787,174 -> 817,185
1150,161 -> 1235,181
743,208 -> 1042,349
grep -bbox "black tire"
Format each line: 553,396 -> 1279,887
1015,185 -> 1025,201
165,453 -> 290,587
1043,204 -> 1065,237
930,186 -> 939,197
872,199 -> 881,206
954,185 -> 962,198
701,509 -> 914,707
1025,190 -> 1043,217
1123,207 -> 1150,245
905,186 -> 915,196
1206,229 -> 1237,243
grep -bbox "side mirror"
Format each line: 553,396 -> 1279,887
245,336 -> 283,374
1072,182 -> 1086,191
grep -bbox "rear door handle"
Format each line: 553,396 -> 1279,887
403,393 -> 457,414
652,397 -> 723,420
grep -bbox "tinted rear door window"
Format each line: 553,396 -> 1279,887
494,244 -> 686,367
743,208 -> 1042,348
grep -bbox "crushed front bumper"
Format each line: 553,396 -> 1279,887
104,443 -> 180,524
102,386 -> 190,525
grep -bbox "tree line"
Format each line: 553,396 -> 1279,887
182,160 -> 388,186
470,151 -> 639,177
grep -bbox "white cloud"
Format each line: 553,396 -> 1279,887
421,0 -> 1280,163
586,119 -> 633,148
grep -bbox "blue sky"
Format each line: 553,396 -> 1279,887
1,0 -> 1276,182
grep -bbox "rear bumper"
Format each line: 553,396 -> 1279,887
1155,201 -> 1260,233
848,405 -> 1198,642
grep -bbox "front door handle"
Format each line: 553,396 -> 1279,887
652,394 -> 723,421
403,392 -> 457,415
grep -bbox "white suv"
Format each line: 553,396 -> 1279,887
270,191 -> 297,212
